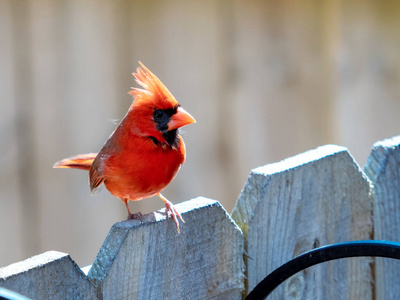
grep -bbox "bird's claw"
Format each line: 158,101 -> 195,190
127,211 -> 144,220
164,200 -> 184,233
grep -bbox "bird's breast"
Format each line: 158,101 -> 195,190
101,135 -> 186,201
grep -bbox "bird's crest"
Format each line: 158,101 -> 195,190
128,62 -> 178,108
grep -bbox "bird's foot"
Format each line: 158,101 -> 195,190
127,211 -> 144,220
164,200 -> 184,234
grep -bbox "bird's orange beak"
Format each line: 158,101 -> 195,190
168,107 -> 196,131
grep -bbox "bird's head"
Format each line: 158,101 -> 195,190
128,62 -> 195,148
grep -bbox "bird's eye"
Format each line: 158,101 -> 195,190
154,109 -> 164,120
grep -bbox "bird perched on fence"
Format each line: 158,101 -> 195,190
54,62 -> 195,233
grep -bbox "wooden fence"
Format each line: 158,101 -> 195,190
2,0 -> 400,270
0,135 -> 399,299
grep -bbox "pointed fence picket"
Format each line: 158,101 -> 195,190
232,145 -> 373,299
1,135 -> 399,299
364,136 -> 400,300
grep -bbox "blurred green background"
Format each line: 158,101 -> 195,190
1,0 -> 399,268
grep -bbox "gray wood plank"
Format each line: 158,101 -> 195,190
232,145 -> 373,299
88,197 -> 244,300
364,135 -> 400,300
0,251 -> 97,300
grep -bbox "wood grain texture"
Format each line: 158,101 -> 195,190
0,251 -> 97,299
232,145 -> 373,299
364,135 -> 400,300
88,197 -> 244,300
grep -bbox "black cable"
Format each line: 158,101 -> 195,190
245,240 -> 400,300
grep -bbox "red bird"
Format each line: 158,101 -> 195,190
54,62 -> 195,233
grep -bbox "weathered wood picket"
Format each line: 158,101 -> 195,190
232,145 -> 373,299
1,135 -> 399,300
364,136 -> 400,300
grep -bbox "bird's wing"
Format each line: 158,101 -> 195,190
89,154 -> 106,194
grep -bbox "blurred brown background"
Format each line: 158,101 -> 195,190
1,0 -> 399,268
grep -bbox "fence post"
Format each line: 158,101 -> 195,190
87,197 -> 244,299
364,135 -> 400,299
0,251 -> 97,299
232,145 -> 373,299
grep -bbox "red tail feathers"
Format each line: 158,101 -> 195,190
53,153 -> 97,171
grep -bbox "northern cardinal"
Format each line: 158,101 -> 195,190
54,62 -> 195,233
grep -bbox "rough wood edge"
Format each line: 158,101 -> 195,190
87,197 -> 241,287
364,135 -> 400,182
0,251 -> 69,279
232,144 -> 363,233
